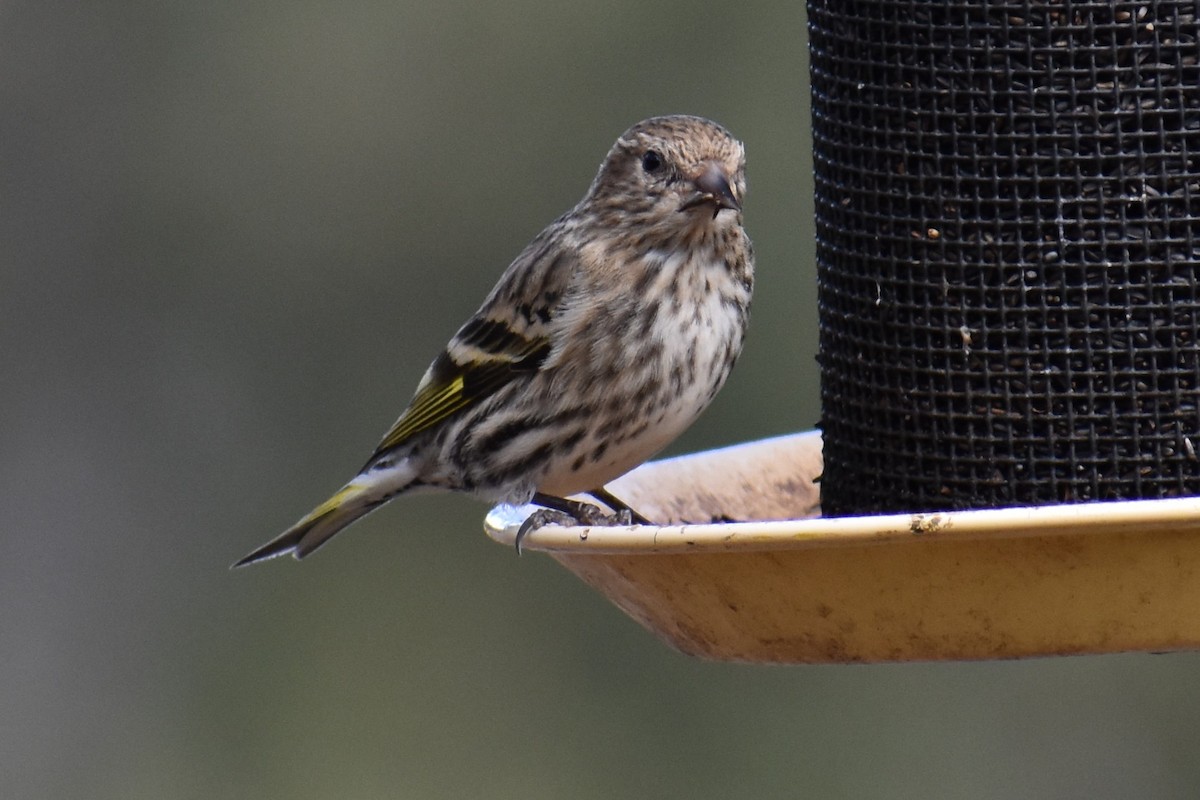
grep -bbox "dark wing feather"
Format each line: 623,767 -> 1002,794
370,332 -> 549,456
367,230 -> 577,460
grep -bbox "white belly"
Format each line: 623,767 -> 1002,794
538,250 -> 747,496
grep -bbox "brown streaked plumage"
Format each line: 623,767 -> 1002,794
234,115 -> 753,565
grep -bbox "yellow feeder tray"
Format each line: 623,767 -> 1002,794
485,431 -> 1200,663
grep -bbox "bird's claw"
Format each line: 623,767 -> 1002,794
513,503 -> 635,554
515,508 -> 576,554
609,509 -> 634,526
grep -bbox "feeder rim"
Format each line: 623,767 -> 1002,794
486,494 -> 1200,556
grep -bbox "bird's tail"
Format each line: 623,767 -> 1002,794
232,463 -> 415,567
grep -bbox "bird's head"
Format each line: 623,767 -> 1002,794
584,115 -> 747,234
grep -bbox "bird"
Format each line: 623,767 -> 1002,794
233,114 -> 754,566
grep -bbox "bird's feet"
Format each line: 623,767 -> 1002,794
515,494 -> 639,553
514,508 -> 578,554
586,487 -> 651,525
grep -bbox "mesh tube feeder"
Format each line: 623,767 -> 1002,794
488,2 -> 1200,663
815,0 -> 1200,514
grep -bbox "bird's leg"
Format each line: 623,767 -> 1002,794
515,492 -> 642,553
515,494 -> 604,554
530,492 -> 605,520
586,487 -> 651,525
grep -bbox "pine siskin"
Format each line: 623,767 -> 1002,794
234,115 -> 754,565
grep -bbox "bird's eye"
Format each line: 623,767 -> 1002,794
641,150 -> 663,173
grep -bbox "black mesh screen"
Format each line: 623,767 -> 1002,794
810,1 -> 1200,516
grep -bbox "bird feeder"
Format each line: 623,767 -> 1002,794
487,432 -> 1200,662
489,1 -> 1200,662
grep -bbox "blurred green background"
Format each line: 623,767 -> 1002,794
5,2 -> 1200,798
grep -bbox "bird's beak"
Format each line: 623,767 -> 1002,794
679,162 -> 741,217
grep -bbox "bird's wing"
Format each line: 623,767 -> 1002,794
368,231 -> 576,460
370,325 -> 550,455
